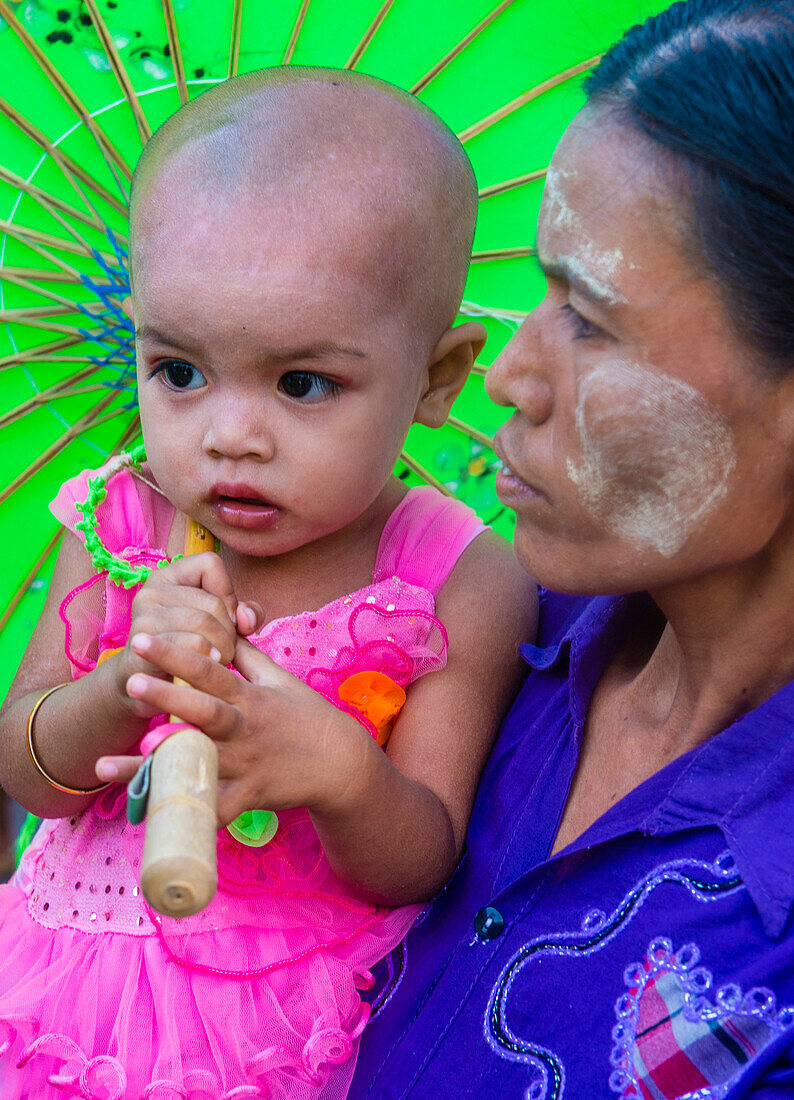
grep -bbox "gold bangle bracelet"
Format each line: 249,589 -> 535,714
27,683 -> 110,796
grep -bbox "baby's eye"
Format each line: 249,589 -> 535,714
278,371 -> 341,402
559,304 -> 602,340
154,360 -> 206,390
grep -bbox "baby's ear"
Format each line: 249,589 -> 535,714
414,322 -> 487,429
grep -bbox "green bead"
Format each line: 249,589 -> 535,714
227,809 -> 279,847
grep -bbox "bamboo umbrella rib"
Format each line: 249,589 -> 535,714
0,166 -> 108,235
471,246 -> 535,262
0,335 -> 86,369
0,229 -> 81,278
411,0 -> 517,95
0,218 -> 114,264
229,0 -> 244,77
1,267 -> 86,285
469,361 -> 489,377
0,315 -> 90,336
84,404 -> 136,432
0,305 -> 94,323
0,272 -> 97,312
0,528 -> 63,636
399,451 -> 454,498
345,0 -> 396,69
283,0 -> 312,64
458,54 -> 601,143
162,0 -> 189,106
47,354 -> 124,363
18,197 -> 99,257
114,413 -> 142,452
0,97 -> 128,216
0,369 -> 98,429
0,389 -> 118,506
479,167 -> 547,200
447,415 -> 493,449
84,0 -> 152,147
1,353 -> 124,367
0,144 -> 112,234
0,0 -> 132,186
46,153 -> 114,231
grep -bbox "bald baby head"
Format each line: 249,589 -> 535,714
129,67 -> 477,346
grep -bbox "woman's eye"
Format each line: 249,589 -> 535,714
278,371 -> 341,402
559,304 -> 601,340
154,360 -> 206,390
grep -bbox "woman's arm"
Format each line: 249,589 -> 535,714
119,532 -> 538,905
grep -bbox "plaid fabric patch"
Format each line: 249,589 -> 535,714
630,967 -> 775,1099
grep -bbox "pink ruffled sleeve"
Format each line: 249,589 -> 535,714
50,462 -> 174,554
373,487 -> 488,595
49,463 -> 174,678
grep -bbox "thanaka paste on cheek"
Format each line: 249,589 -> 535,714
566,359 -> 736,557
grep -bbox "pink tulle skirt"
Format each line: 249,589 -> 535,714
0,805 -> 419,1100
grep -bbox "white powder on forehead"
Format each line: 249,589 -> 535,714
554,254 -> 627,305
541,166 -> 631,303
566,359 -> 736,557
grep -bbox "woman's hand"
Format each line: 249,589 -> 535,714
97,632 -> 374,825
112,553 -> 262,720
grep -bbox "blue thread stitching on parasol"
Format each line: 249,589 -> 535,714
77,228 -> 137,403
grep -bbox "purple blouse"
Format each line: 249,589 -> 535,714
351,591 -> 794,1099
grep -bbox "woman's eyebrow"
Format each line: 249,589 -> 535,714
539,254 -> 626,307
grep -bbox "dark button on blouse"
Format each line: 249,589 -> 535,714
473,906 -> 504,940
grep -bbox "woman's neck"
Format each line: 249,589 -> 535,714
626,539 -> 794,756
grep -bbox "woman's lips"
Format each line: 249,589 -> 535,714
494,462 -> 548,504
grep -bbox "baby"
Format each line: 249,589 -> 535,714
0,68 -> 534,1099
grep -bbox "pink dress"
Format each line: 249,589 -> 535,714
0,464 -> 485,1100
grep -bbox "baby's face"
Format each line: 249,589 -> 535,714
132,177 -> 431,558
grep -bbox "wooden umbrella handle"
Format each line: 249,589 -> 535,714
140,521 -> 219,918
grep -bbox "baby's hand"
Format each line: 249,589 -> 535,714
98,632 -> 372,824
114,553 -> 261,719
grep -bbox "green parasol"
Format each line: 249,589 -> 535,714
0,0 -> 667,699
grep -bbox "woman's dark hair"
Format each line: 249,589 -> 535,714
584,0 -> 794,372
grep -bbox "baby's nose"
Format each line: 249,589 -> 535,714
202,403 -> 275,462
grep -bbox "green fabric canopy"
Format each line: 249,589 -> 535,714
0,0 -> 667,698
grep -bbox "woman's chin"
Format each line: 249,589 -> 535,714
511,529 -> 674,597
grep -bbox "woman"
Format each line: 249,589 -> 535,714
350,1 -> 794,1096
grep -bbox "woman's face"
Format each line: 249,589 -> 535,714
487,111 -> 794,594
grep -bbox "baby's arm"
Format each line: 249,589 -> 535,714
313,528 -> 537,903
0,534 -> 243,818
0,530 -> 141,817
121,532 -> 537,905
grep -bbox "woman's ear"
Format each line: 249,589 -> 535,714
414,322 -> 488,429
121,296 -> 134,322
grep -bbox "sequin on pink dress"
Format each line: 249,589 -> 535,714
0,464 -> 486,1100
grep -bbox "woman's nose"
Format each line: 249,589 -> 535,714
202,400 -> 275,462
485,317 -> 554,426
